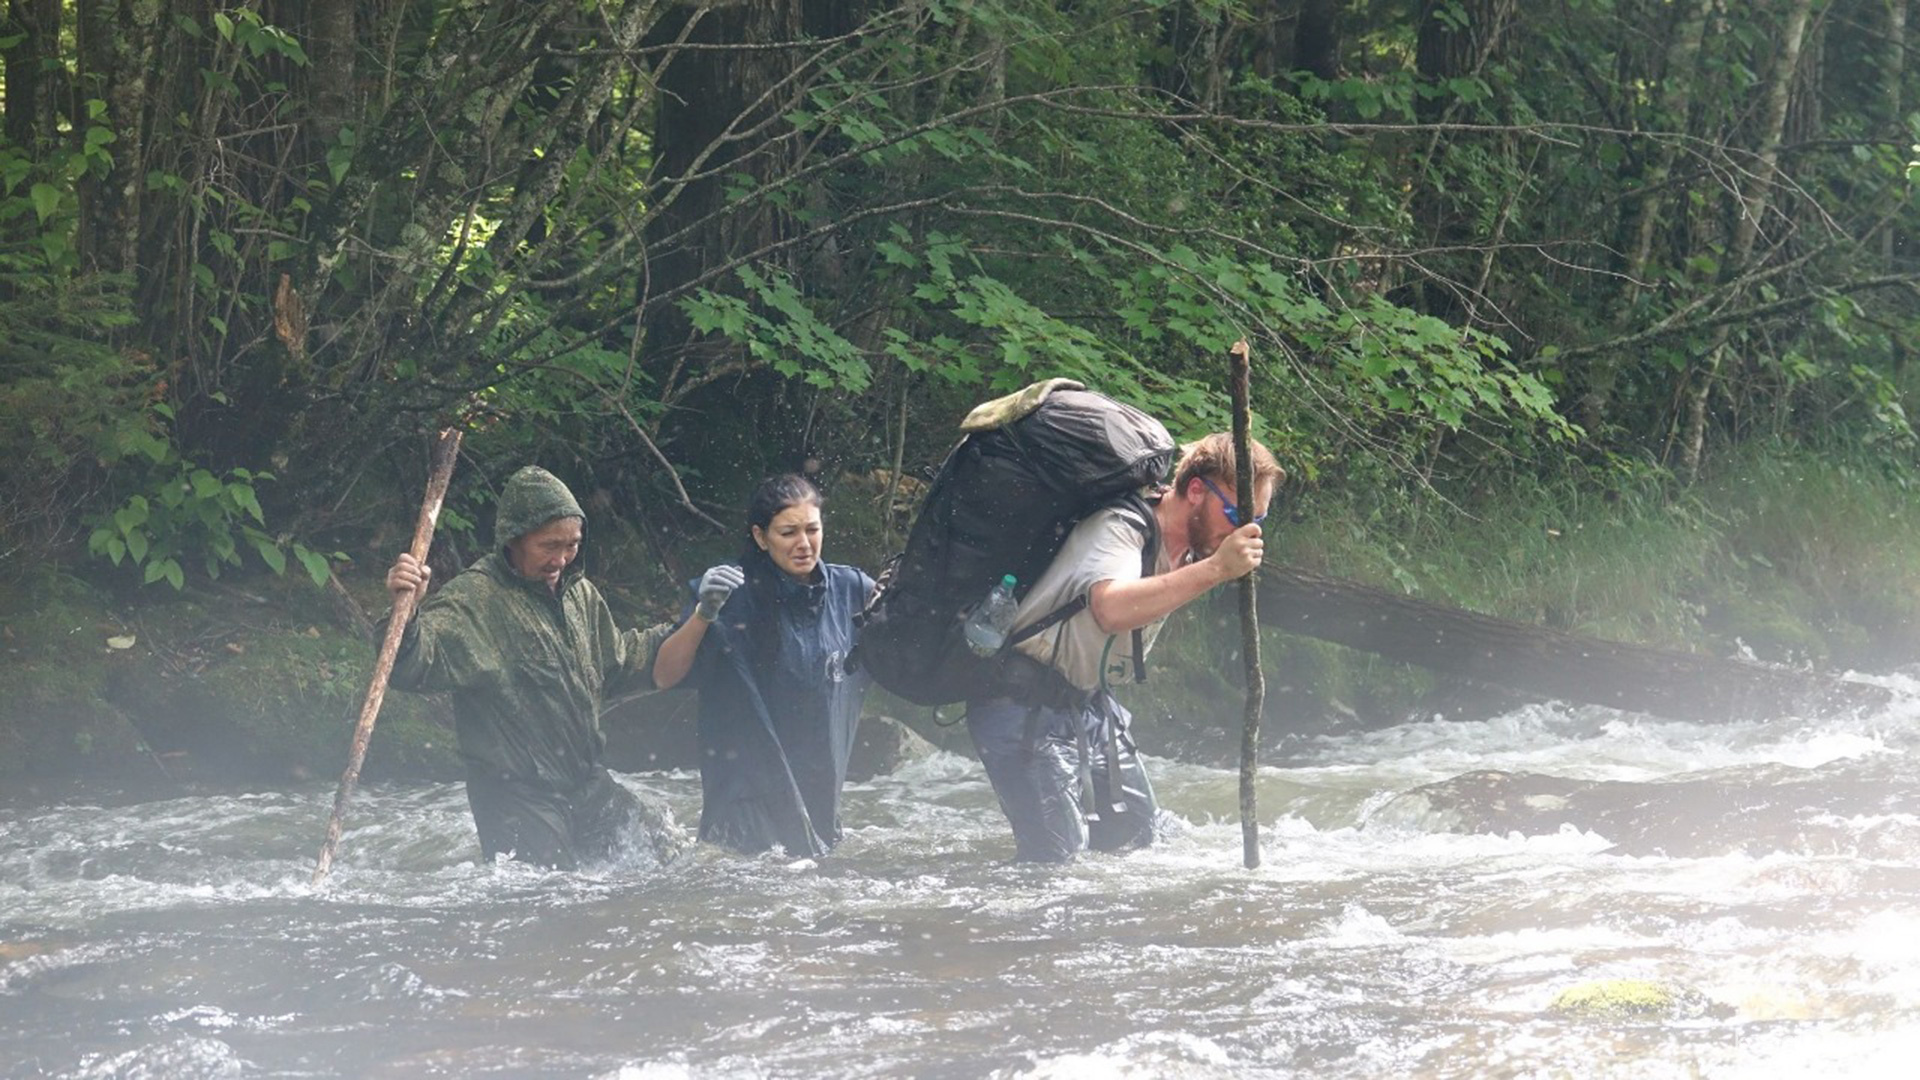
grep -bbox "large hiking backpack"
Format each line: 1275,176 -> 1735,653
855,379 -> 1176,707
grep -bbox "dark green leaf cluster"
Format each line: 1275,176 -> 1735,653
2,0 -> 1918,588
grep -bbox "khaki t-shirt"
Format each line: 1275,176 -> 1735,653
1010,505 -> 1172,691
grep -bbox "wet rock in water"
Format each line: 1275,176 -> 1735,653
0,940 -> 51,962
99,612 -> 461,786
1549,979 -> 1725,1021
847,715 -> 938,781
1380,763 -> 1920,857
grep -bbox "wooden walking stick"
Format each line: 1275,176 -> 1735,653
1229,339 -> 1266,870
312,428 -> 462,885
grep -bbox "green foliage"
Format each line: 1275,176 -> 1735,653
3,0 -> 1919,633
0,250 -> 151,560
0,272 -> 143,459
685,266 -> 874,392
0,118 -> 336,591
84,453 -> 339,591
1279,454 -> 1723,647
1296,71 -> 1420,121
11,0 -> 1920,770
207,8 -> 309,64
0,104 -> 115,269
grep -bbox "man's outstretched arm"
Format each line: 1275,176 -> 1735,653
1089,523 -> 1263,633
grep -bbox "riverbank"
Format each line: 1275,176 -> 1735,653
5,444 -> 1917,792
1305,448 -> 1920,669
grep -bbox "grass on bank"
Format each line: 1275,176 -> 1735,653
1275,442 -> 1920,674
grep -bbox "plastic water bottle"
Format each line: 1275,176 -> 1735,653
964,575 -> 1019,657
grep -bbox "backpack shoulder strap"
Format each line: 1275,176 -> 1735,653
1114,490 -> 1161,683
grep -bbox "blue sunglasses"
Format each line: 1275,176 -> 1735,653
1200,475 -> 1266,528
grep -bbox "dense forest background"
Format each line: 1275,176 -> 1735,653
5,0 -> 1920,783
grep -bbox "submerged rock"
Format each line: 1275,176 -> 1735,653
1549,979 -> 1724,1021
846,715 -> 940,781
1379,763 -> 1920,858
1,576 -> 466,790
103,614 -> 461,785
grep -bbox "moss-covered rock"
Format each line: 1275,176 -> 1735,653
99,605 -> 462,785
0,579 -> 161,789
3,643 -> 156,785
1549,979 -> 1723,1020
1,574 -> 461,789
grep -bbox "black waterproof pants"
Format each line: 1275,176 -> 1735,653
964,693 -> 1158,863
464,766 -> 640,870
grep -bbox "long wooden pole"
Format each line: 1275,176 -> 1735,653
312,428 -> 462,885
1230,339 -> 1265,870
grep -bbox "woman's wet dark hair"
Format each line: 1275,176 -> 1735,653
745,473 -> 823,541
739,473 -> 824,677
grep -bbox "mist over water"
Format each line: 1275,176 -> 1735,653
6,683 -> 1920,1078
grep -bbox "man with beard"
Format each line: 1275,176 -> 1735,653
964,433 -> 1283,863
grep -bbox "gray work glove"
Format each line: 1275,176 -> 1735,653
694,564 -> 745,621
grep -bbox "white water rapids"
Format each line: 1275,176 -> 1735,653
6,679 -> 1920,1078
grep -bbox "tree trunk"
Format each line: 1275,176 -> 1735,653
1880,0 -> 1908,264
82,0 -> 161,276
1883,0 -> 1909,125
1583,0 -> 1713,436
1152,1 -> 1226,110
1679,0 -> 1813,482
1409,0 -> 1516,321
1293,0 -> 1341,80
1414,0 -> 1515,123
306,0 -> 355,147
641,0 -> 805,368
1258,565 -> 1890,723
2,0 -> 63,146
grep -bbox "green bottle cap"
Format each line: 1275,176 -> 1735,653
1000,574 -> 1017,588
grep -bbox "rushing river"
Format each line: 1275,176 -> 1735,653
7,680 -> 1920,1079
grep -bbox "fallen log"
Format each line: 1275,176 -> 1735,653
1258,565 -> 1892,722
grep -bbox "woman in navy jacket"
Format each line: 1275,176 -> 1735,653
651,474 -> 874,856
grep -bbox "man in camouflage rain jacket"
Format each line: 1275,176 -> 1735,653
383,465 -> 675,869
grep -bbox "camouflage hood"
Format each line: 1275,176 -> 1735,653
494,466 -> 585,549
